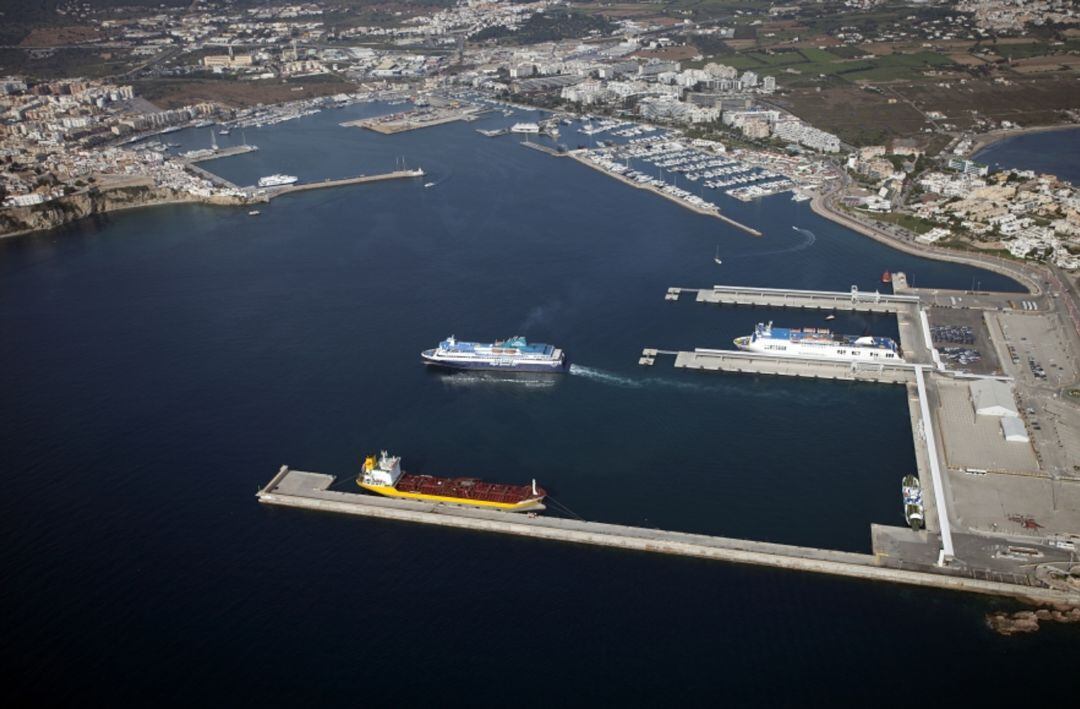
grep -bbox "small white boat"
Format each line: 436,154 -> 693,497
424,182 -> 436,188
714,245 -> 722,265
825,314 -> 836,321
248,210 -> 261,216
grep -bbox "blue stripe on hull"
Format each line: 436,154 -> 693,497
422,358 -> 566,373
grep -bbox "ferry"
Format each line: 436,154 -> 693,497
358,451 -> 546,512
734,321 -> 903,362
902,475 -> 924,531
421,335 -> 566,372
257,174 -> 298,188
510,122 -> 540,134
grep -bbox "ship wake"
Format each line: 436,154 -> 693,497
728,227 -> 816,260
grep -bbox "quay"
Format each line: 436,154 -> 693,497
187,163 -> 241,191
565,151 -> 763,236
184,144 -> 258,164
255,169 -> 425,200
667,348 -> 918,384
257,466 -> 1080,606
342,105 -> 489,134
675,284 -> 919,313
520,141 -> 567,157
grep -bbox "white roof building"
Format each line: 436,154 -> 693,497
969,379 -> 1018,418
1000,416 -> 1029,443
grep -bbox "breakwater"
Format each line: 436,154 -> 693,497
258,467 -> 1080,606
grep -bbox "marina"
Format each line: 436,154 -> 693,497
567,150 -> 763,235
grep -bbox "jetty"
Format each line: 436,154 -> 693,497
257,466 -> 1079,606
564,151 -> 763,236
663,348 -> 918,384
671,284 -> 919,313
342,105 -> 489,134
184,144 -> 258,164
254,169 -> 425,200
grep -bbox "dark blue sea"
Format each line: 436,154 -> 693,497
3,103 -> 1076,705
974,126 -> 1080,185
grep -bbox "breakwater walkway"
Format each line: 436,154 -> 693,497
257,466 -> 1080,605
563,151 -> 763,236
669,284 -> 919,313
666,348 -> 918,384
255,169 -> 425,200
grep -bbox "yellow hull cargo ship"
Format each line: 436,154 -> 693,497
357,451 -> 546,512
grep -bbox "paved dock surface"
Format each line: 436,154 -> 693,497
257,169 -> 424,199
258,467 -> 1080,605
688,284 -> 917,313
185,145 -> 258,163
672,348 -> 917,384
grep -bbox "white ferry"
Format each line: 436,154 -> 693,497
734,321 -> 903,362
421,335 -> 565,373
510,122 -> 540,134
257,174 -> 299,188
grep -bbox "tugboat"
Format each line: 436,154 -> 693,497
902,475 -> 924,531
357,451 -> 546,512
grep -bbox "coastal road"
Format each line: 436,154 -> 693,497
812,174 -> 1045,296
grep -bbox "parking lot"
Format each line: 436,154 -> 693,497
925,307 -> 1000,375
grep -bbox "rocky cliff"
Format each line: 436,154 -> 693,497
0,184 -> 234,238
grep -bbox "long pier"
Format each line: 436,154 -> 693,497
672,284 -> 920,313
257,169 -> 425,199
668,348 -> 918,384
565,152 -> 763,236
185,145 -> 259,164
257,466 -> 1080,606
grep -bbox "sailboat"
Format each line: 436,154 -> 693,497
714,245 -> 722,265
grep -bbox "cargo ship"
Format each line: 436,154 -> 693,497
903,475 -> 924,531
734,321 -> 903,362
421,335 -> 566,372
357,451 -> 546,512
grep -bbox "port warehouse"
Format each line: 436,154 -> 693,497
259,280 -> 1074,603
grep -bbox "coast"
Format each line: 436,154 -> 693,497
0,183 -> 247,239
809,186 -> 1044,295
966,123 -> 1080,158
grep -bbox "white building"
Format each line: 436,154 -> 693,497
969,380 -> 1018,418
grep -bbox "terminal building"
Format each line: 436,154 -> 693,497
969,379 -> 1019,418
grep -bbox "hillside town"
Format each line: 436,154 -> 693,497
2,0 -> 1078,268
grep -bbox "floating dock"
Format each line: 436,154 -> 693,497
257,466 -> 1080,605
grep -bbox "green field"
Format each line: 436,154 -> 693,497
698,45 -> 953,84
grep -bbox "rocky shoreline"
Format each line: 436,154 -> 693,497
0,184 -> 247,239
986,605 -> 1080,635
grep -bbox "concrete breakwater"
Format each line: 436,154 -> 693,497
258,467 -> 1080,606
256,169 -> 425,200
564,151 -> 763,236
